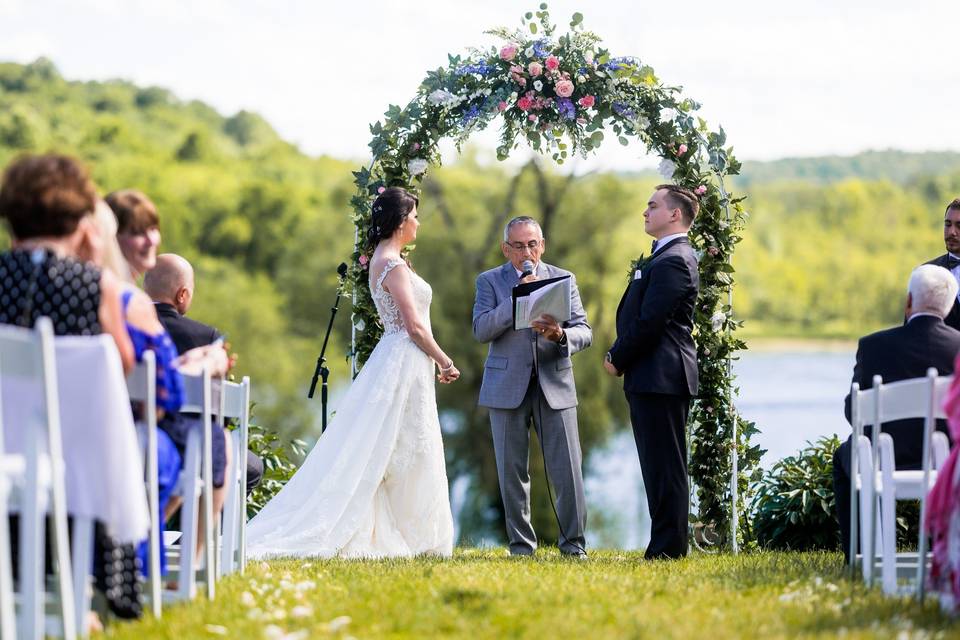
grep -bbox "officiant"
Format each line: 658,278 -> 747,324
472,216 -> 592,558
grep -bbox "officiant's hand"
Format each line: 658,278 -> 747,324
519,273 -> 538,284
531,314 -> 563,342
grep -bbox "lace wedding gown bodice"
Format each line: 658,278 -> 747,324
245,258 -> 453,559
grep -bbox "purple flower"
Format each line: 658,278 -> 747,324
600,56 -> 639,72
556,98 -> 576,120
461,103 -> 481,125
612,102 -> 636,118
455,61 -> 496,77
533,39 -> 551,58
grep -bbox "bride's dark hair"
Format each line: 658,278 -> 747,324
365,187 -> 418,251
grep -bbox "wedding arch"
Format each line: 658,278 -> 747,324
342,5 -> 758,549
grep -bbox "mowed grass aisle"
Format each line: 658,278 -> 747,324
101,550 -> 959,639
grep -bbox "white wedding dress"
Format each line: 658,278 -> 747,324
245,258 -> 454,559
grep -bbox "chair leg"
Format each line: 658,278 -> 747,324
0,479 -> 17,640
21,456 -> 44,640
220,432 -> 240,577
71,516 -> 94,638
145,423 -> 162,618
880,483 -> 897,595
178,429 -> 202,601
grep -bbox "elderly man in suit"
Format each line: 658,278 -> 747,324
604,184 -> 700,560
834,264 -> 960,561
473,216 -> 592,557
924,198 -> 960,331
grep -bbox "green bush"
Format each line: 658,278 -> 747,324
751,435 -> 841,550
244,404 -> 307,519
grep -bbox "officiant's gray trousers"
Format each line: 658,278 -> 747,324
489,378 -> 587,555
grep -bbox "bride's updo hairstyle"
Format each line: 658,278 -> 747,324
366,187 -> 418,251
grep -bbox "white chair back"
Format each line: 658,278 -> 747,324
218,377 -> 250,577
0,318 -> 77,640
126,352 -> 162,618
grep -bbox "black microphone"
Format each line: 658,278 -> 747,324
521,259 -> 534,278
337,262 -> 348,278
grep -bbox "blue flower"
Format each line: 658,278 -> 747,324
455,61 -> 496,77
533,39 -> 551,58
612,102 -> 636,119
556,98 -> 576,121
601,56 -> 639,72
461,104 -> 482,126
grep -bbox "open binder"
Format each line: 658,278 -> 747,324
512,275 -> 572,331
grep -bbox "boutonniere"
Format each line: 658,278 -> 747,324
628,254 -> 648,282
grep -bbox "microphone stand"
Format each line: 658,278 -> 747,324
308,263 -> 348,433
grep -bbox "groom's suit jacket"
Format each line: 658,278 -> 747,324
925,254 -> 960,332
610,237 -> 699,397
473,261 -> 592,410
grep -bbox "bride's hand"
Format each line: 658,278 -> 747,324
437,362 -> 460,384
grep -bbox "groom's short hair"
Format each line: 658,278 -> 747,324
909,264 -> 959,317
656,184 -> 699,226
945,198 -> 960,216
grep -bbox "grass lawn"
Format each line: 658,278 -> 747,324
100,549 -> 959,639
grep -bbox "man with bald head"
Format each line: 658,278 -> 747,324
145,253 -> 263,495
144,253 -> 219,352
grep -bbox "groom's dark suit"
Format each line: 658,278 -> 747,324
833,314 -> 960,561
609,236 -> 698,559
924,254 -> 960,331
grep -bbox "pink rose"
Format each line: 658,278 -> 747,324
528,114 -> 537,122
500,44 -> 518,61
554,80 -> 575,98
497,101 -> 508,112
707,246 -> 720,256
577,95 -> 595,108
358,254 -> 369,266
677,143 -> 688,156
695,185 -> 708,196
377,186 -> 386,194
545,56 -> 560,71
517,96 -> 534,111
528,62 -> 543,77
411,142 -> 421,151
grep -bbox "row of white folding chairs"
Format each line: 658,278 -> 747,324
125,357 -> 251,617
849,368 -> 952,598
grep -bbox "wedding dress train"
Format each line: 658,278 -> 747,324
245,258 -> 454,559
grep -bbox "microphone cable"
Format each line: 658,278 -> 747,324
531,330 -> 588,557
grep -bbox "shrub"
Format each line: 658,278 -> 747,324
751,435 -> 840,550
244,404 -> 306,519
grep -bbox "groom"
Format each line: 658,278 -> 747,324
604,185 -> 700,559
473,216 -> 592,557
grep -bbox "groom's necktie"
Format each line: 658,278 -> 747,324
947,256 -> 960,271
650,239 -> 658,255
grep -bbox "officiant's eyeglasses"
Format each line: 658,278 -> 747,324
506,240 -> 542,251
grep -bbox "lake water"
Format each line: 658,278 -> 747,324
583,348 -> 856,549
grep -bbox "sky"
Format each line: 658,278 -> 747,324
0,0 -> 958,172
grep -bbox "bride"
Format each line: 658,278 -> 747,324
246,187 -> 459,559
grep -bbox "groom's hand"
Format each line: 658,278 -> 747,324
603,352 -> 622,377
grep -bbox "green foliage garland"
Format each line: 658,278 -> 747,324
342,5 -> 758,546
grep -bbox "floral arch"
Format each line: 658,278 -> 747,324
343,5 -> 759,548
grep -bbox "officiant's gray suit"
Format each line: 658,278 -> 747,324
473,261 -> 592,555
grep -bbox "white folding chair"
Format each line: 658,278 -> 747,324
850,369 -> 952,596
0,318 -> 77,640
218,377 -> 250,577
0,349 -> 24,640
163,367 -> 216,602
125,352 -> 162,618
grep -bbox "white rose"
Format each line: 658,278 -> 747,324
525,46 -> 535,57
658,158 -> 676,179
354,318 -> 365,332
636,116 -> 651,129
711,311 -> 726,331
660,107 -> 678,122
427,89 -> 453,105
584,50 -> 594,63
534,80 -> 543,92
408,157 -> 429,176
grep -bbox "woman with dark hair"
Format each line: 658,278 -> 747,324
247,187 -> 458,559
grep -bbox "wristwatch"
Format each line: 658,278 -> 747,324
558,330 -> 567,346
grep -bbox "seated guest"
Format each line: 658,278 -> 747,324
924,198 -> 960,331
145,253 -> 263,494
0,154 -> 133,369
834,265 -> 960,561
0,154 -> 139,624
106,188 -> 161,281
